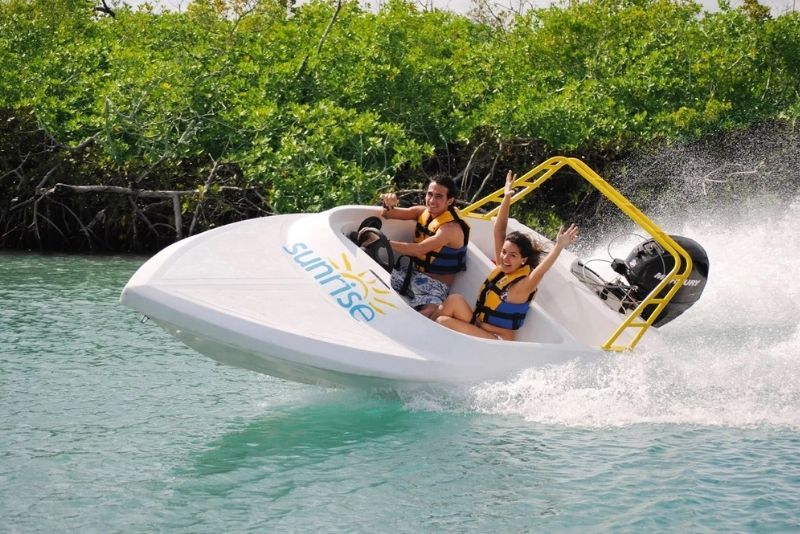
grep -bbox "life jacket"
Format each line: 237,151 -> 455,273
413,207 -> 470,274
472,265 -> 535,330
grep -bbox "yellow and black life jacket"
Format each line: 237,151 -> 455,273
413,207 -> 470,274
472,265 -> 535,330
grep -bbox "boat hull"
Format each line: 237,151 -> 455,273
121,206 -> 658,388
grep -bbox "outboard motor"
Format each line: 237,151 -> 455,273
601,235 -> 709,327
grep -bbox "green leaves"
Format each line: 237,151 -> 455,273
235,100 -> 426,213
1,0 -> 797,213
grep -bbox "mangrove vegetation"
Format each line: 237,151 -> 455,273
1,0 -> 798,251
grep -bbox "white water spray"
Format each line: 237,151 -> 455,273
411,134 -> 800,429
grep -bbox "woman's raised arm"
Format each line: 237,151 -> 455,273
493,170 -> 516,263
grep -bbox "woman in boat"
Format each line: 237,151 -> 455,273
432,171 -> 578,341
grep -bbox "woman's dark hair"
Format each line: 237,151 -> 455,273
429,174 -> 458,199
506,231 -> 544,267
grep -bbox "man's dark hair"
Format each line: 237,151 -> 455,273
429,174 -> 458,199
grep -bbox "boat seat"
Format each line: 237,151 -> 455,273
352,214 -> 566,344
449,246 -> 565,344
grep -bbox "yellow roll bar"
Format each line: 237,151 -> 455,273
460,156 -> 694,351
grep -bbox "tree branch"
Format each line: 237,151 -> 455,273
94,0 -> 116,18
470,146 -> 502,203
189,159 -> 219,237
294,0 -> 342,82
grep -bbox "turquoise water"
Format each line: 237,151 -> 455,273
3,193 -> 800,532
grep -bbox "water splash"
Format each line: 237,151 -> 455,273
406,131 -> 800,429
465,193 -> 800,428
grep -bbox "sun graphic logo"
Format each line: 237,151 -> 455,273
283,242 -> 398,322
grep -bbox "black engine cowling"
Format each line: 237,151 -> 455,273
603,235 -> 709,327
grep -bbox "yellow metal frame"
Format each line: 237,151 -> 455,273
460,156 -> 693,351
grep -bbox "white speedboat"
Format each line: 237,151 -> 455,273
120,157 -> 708,388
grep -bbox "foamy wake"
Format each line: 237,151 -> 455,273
403,173 -> 800,429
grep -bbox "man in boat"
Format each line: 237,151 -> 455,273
433,171 -> 578,340
380,175 -> 470,318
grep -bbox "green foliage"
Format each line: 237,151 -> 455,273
1,0 -> 798,218
235,100 -> 432,212
476,0 -> 797,148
